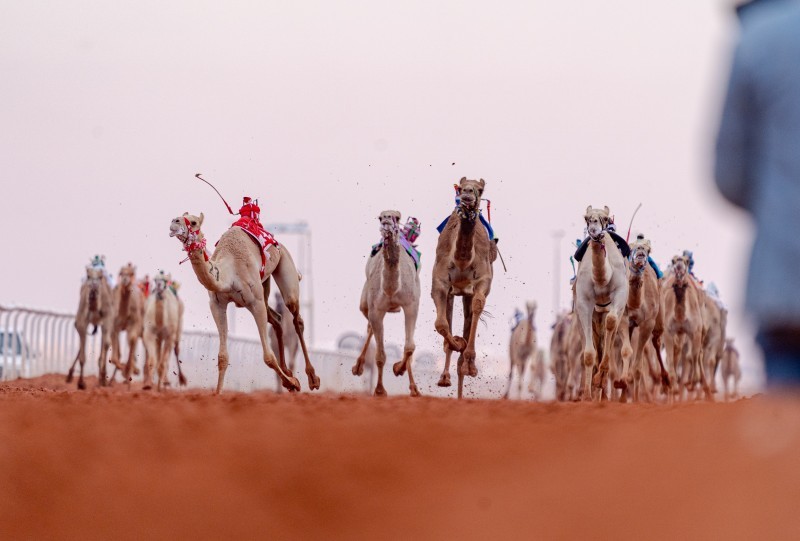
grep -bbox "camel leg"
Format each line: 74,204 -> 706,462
462,287 -> 485,379
142,332 -> 157,390
126,331 -> 141,381
97,322 -> 111,387
457,354 -> 465,399
272,249 -> 320,390
109,326 -> 123,371
503,357 -> 515,400
69,323 -> 87,389
433,277 -> 467,352
248,301 -> 301,392
353,324 -> 372,376
693,333 -> 712,401
208,300 -> 231,394
268,306 -> 290,376
457,295 -> 475,399
370,311 -> 388,397
393,303 -> 420,397
437,294 -> 455,387
157,336 -> 174,392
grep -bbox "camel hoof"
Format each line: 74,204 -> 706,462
66,373 -> 73,383
77,380 -> 86,391
467,362 -> 478,378
409,386 -> 421,397
613,380 -> 627,390
308,373 -> 321,391
451,336 -> 467,353
143,385 -> 152,391
286,377 -> 301,392
437,374 -> 451,387
374,387 -> 387,397
352,364 -> 364,376
392,361 -> 406,377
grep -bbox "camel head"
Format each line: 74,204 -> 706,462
525,300 -> 538,319
153,270 -> 171,299
671,254 -> 690,281
584,206 -> 611,241
118,263 -> 137,290
169,212 -> 205,243
629,239 -> 652,274
378,210 -> 402,241
85,266 -> 104,290
456,177 -> 485,220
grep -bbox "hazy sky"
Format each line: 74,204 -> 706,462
0,1 -> 760,389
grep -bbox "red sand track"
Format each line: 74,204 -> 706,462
1,375 -> 799,540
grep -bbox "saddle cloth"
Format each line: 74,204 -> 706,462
232,216 -> 279,279
370,236 -> 421,270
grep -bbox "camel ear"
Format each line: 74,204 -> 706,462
478,178 -> 485,188
603,205 -> 610,215
460,177 -> 467,185
585,205 -> 592,215
198,213 -> 204,227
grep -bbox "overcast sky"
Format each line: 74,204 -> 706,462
0,1 -> 761,390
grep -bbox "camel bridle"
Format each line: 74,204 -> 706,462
178,216 -> 209,263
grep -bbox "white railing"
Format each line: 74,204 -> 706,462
0,305 -> 511,397
0,305 -> 360,393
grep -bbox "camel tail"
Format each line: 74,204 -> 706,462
175,352 -> 187,387
91,325 -> 98,336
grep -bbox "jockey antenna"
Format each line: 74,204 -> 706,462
625,202 -> 642,243
194,173 -> 238,215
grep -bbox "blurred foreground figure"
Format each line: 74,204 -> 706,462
715,0 -> 800,388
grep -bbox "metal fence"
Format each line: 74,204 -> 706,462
0,305 -> 512,397
0,305 -> 360,392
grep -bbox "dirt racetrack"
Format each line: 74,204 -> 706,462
1,375 -> 799,540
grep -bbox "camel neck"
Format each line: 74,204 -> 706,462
590,239 -> 609,285
455,215 -> 477,262
672,279 -> 688,318
383,233 -> 400,267
523,317 -> 535,348
155,297 -> 164,328
628,270 -> 644,310
188,246 -> 226,294
118,287 -> 131,319
381,232 -> 401,296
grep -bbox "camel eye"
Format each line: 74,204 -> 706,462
191,221 -> 197,226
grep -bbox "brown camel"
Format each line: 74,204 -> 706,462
109,263 -> 145,382
67,265 -> 114,389
431,178 -> 497,399
504,301 -> 537,399
720,338 -> 741,401
169,212 -> 319,394
616,238 -> 670,402
661,254 -> 710,400
142,271 -> 184,391
573,206 -> 629,400
352,210 -> 421,397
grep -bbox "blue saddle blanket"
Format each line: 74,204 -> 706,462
436,210 -> 495,240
